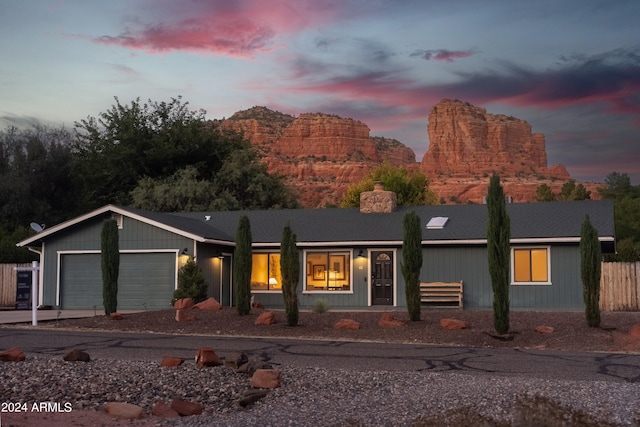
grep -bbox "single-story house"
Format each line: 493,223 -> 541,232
17,186 -> 615,311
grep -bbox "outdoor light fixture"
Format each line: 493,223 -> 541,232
181,248 -> 188,255
357,249 -> 366,258
215,251 -> 224,259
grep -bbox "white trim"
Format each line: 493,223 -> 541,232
510,246 -> 552,286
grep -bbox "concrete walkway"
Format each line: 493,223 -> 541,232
0,309 -> 142,324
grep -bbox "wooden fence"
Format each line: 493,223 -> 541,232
1,262 -> 639,310
0,263 -> 32,307
600,262 -> 640,311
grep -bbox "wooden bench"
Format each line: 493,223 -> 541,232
420,281 -> 463,308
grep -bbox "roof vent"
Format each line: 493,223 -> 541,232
205,215 -> 211,221
426,216 -> 448,229
111,213 -> 123,229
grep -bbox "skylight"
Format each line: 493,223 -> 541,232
426,216 -> 448,229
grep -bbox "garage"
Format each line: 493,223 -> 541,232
60,252 -> 176,310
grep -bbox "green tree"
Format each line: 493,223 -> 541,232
558,179 -> 591,201
280,222 -> 300,326
101,219 -> 119,315
401,211 -> 423,321
0,226 -> 39,263
173,258 -> 207,304
598,172 -> 640,261
234,216 -> 253,315
580,215 -> 601,327
341,163 -> 438,207
535,184 -> 556,202
487,174 -> 511,335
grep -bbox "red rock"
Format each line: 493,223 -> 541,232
195,347 -> 222,367
174,298 -> 194,310
0,347 -> 25,362
151,401 -> 180,418
255,311 -> 276,325
378,313 -> 405,328
334,318 -> 361,330
160,356 -> 184,367
193,297 -> 221,310
63,349 -> 91,362
250,368 -> 281,389
109,312 -> 124,320
439,318 -> 469,330
535,325 -> 555,335
251,302 -> 265,309
175,309 -> 196,322
170,398 -> 203,416
103,402 -> 143,420
629,324 -> 640,339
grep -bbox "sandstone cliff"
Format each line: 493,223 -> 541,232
220,107 -> 415,207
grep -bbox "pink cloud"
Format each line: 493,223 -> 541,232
91,1 -> 344,57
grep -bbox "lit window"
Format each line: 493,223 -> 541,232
250,253 -> 282,291
305,251 -> 351,291
512,247 -> 550,284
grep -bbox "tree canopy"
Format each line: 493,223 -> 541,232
341,163 -> 438,207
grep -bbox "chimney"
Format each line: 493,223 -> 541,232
360,181 -> 397,213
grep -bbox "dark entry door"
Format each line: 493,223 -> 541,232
371,251 -> 393,305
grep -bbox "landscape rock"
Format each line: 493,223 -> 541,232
334,318 -> 361,330
173,298 -> 194,310
151,401 -> 180,418
103,402 -> 143,420
160,356 -> 184,367
175,309 -> 197,322
237,389 -> 270,407
251,301 -> 265,309
0,347 -> 25,362
255,311 -> 276,325
170,398 -> 203,416
629,324 -> 640,339
440,318 -> 469,330
378,313 -> 405,328
63,349 -> 91,362
250,368 -> 281,389
225,352 -> 249,369
237,356 -> 273,375
195,347 -> 222,367
534,325 -> 555,335
109,312 -> 124,320
193,297 -> 222,310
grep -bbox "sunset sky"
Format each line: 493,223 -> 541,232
1,0 -> 639,183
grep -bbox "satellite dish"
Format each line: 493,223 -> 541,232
30,222 -> 44,233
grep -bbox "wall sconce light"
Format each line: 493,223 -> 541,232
181,248 -> 188,255
357,249 -> 366,258
215,251 -> 224,259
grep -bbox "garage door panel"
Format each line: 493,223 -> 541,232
61,253 -> 175,310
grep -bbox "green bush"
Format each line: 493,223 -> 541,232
172,258 -> 207,305
312,299 -> 329,314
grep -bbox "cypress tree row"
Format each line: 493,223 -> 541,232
101,219 -> 120,315
487,174 -> 511,335
580,214 -> 602,327
280,222 -> 300,326
234,215 -> 252,315
402,210 -> 423,321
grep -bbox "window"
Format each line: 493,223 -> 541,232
305,251 -> 351,291
250,253 -> 282,291
512,247 -> 550,285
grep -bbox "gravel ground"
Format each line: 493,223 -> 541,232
2,355 -> 639,426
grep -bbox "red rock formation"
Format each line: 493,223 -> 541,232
422,99 -> 569,180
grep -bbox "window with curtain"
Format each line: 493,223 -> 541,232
512,247 -> 550,284
250,253 -> 282,291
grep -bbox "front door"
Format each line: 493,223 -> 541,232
371,251 -> 393,305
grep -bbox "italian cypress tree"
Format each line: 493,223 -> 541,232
280,222 -> 300,326
234,215 -> 252,315
487,174 -> 511,334
580,214 -> 602,327
402,211 -> 423,321
101,219 -> 119,315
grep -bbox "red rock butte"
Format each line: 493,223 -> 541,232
216,101 -> 599,207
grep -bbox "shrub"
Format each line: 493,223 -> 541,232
280,222 -> 300,326
234,216 -> 252,315
487,174 -> 510,335
172,258 -> 207,305
312,299 -> 329,314
101,219 -> 119,315
580,215 -> 601,327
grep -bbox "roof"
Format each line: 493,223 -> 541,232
18,200 -> 616,249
